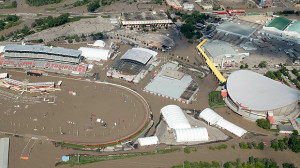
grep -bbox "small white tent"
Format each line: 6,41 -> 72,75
138,136 -> 159,146
199,108 -> 223,125
92,40 -> 105,47
78,47 -> 111,61
161,105 -> 191,130
174,127 -> 209,142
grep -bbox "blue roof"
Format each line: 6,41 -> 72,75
62,156 -> 70,162
5,44 -> 81,58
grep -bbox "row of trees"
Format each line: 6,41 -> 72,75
173,157 -> 295,168
271,137 -> 300,153
74,0 -> 90,7
26,0 -> 62,6
256,119 -> 271,129
239,141 -> 265,150
32,13 -> 70,30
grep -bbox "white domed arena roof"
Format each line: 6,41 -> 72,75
227,70 -> 300,111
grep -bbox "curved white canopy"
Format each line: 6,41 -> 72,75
120,48 -> 157,65
199,108 -> 223,125
160,105 -> 191,129
216,118 -> 247,137
138,136 -> 159,146
175,127 -> 209,142
78,47 -> 111,61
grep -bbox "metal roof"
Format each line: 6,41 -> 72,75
266,17 -> 291,31
287,21 -> 300,34
0,138 -> 9,168
202,40 -> 237,58
120,48 -> 157,65
161,105 -> 191,129
227,70 -> 300,111
5,44 -> 81,57
122,11 -> 169,21
216,21 -> 257,38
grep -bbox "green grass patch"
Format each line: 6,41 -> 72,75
208,144 -> 227,150
4,20 -> 22,29
46,7 -> 57,11
208,91 -> 225,109
69,16 -> 97,22
5,133 -> 13,136
101,15 -> 111,18
57,148 -> 180,166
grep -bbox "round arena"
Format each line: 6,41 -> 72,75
0,70 -> 150,145
224,70 -> 300,122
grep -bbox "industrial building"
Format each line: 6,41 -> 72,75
216,21 -> 257,39
144,62 -> 199,104
201,40 -> 249,68
223,70 -> 300,122
199,108 -> 247,137
262,17 -> 300,44
137,136 -> 159,146
165,0 -> 182,10
107,48 -> 158,83
121,11 -> 173,27
1,44 -> 87,75
253,0 -> 273,7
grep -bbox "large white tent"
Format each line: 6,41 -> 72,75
78,47 -> 111,61
138,136 -> 159,146
161,105 -> 191,130
199,108 -> 223,125
174,127 -> 209,142
216,118 -> 247,137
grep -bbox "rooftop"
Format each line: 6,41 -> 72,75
287,21 -> 300,34
144,63 -> 194,100
266,17 -> 291,31
202,40 -> 237,58
227,70 -> 300,111
5,44 -> 81,57
216,21 -> 257,38
120,48 -> 157,65
122,11 -> 169,21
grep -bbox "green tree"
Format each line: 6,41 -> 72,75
292,130 -> 298,136
256,119 -> 270,129
11,1 -> 17,8
155,0 -> 162,5
87,0 -> 100,12
245,63 -> 249,69
240,65 -> 244,69
68,39 -> 73,43
288,136 -> 300,153
258,61 -> 267,68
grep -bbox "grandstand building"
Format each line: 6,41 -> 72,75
1,44 -> 87,75
107,48 -> 158,83
121,11 -> 172,27
223,70 -> 300,123
262,17 -> 300,44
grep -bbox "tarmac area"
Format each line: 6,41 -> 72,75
0,69 -> 150,144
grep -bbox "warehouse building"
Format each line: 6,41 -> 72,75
223,70 -> 300,122
166,0 -> 182,10
137,136 -> 159,146
201,40 -> 249,68
107,48 -> 158,83
144,62 -> 199,104
262,17 -> 300,44
2,44 -> 87,75
216,21 -> 257,39
121,11 -> 172,27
